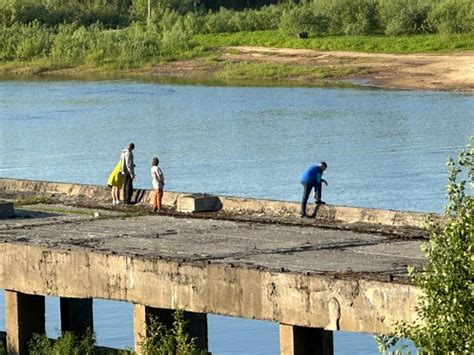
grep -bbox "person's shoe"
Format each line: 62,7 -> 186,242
315,200 -> 326,205
300,213 -> 307,218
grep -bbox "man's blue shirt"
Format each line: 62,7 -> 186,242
301,165 -> 323,184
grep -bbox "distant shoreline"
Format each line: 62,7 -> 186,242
2,46 -> 473,92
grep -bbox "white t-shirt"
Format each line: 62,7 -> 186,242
151,166 -> 164,189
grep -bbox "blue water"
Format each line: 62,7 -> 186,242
0,79 -> 472,354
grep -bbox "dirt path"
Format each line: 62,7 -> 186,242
231,46 -> 474,91
151,46 -> 474,92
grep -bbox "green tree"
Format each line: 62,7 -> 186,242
392,138 -> 473,353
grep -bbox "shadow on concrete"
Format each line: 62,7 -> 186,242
11,208 -> 62,219
133,189 -> 146,205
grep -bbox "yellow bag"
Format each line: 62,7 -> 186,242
107,161 -> 124,188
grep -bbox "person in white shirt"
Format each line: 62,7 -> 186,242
151,157 -> 165,212
120,143 -> 135,205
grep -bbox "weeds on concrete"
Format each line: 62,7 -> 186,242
14,195 -> 52,206
28,328 -> 96,355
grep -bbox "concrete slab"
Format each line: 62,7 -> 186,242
0,181 -> 430,335
177,194 -> 221,213
0,205 -> 425,278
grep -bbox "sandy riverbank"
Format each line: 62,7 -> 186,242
147,46 -> 474,92
5,46 -> 473,91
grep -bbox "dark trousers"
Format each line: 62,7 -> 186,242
300,181 -> 322,216
122,173 -> 133,204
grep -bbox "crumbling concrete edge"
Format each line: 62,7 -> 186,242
0,242 -> 420,335
0,178 -> 440,228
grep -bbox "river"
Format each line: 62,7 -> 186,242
0,79 -> 472,354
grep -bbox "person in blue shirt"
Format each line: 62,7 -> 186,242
300,161 -> 328,217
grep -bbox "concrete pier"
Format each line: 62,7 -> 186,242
280,324 -> 334,355
5,291 -> 45,355
133,305 -> 208,354
0,179 -> 431,354
60,298 -> 93,336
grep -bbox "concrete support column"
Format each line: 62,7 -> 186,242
134,304 -> 208,354
60,297 -> 93,336
5,290 -> 45,355
280,324 -> 334,355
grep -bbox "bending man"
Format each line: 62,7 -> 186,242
300,161 -> 328,217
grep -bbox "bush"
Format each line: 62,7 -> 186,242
0,1 -> 51,26
387,138 -> 474,353
50,24 -> 99,65
131,0 -> 196,19
228,6 -> 284,32
15,21 -> 52,60
378,0 -> 433,35
101,24 -> 162,67
0,0 -> 130,27
183,12 -> 206,34
428,0 -> 474,34
0,21 -> 52,61
248,5 -> 285,31
312,0 -> 380,35
204,8 -> 239,33
47,23 -> 163,67
280,4 -> 329,36
153,6 -> 181,32
161,19 -> 194,55
138,310 -> 206,355
28,329 -> 96,355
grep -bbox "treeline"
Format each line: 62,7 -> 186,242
1,0 -> 473,35
0,0 -> 472,70
0,0 -> 284,27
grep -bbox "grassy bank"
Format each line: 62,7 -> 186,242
1,0 -> 473,82
212,60 -> 365,82
1,23 -> 472,80
194,31 -> 474,53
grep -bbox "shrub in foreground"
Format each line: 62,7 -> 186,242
28,329 -> 96,355
377,138 -> 473,353
138,309 -> 207,355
